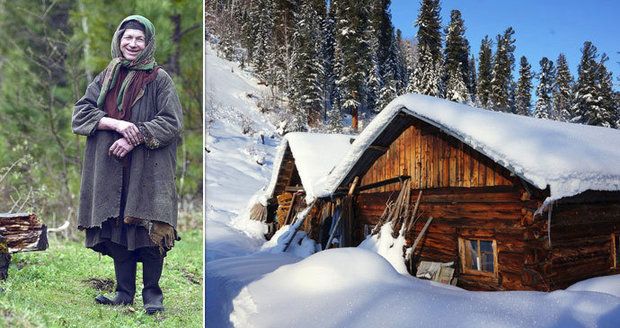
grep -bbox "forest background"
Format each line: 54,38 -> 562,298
206,0 -> 619,134
0,0 -> 203,236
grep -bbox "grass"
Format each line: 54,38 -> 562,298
0,229 -> 203,327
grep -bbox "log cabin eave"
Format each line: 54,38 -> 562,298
338,108 -> 547,196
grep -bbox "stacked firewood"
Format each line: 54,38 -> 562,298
0,213 -> 48,280
276,192 -> 294,226
0,213 -> 48,253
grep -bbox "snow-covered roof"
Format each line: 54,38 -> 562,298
265,132 -> 354,200
314,93 -> 620,202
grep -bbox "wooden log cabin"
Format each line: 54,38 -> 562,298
263,132 -> 353,239
269,94 -> 620,292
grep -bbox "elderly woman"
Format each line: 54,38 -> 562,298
72,15 -> 182,314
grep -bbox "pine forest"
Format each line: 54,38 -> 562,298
206,0 -> 619,133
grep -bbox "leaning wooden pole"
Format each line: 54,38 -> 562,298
282,200 -> 317,252
325,176 -> 359,249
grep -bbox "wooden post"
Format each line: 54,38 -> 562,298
407,216 -> 434,273
325,177 -> 360,249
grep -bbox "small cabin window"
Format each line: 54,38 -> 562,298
613,234 -> 620,269
459,238 -> 497,275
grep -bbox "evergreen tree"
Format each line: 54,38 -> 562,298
534,57 -> 555,119
489,27 -> 516,112
508,80 -> 517,114
515,56 -> 532,116
366,32 -> 382,113
445,62 -> 470,103
289,0 -> 325,128
468,55 -> 477,102
443,10 -> 470,102
252,0 -> 276,84
409,0 -> 442,96
394,29 -> 410,93
322,2 -> 336,120
372,0 -> 395,80
371,0 -> 401,110
596,55 -> 616,127
272,0 -> 299,92
476,36 -> 493,108
332,0 -> 371,131
553,53 -> 574,122
571,41 -> 615,127
327,105 -> 344,132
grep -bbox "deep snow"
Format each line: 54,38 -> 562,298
205,43 -> 620,328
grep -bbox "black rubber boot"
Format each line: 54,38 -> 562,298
95,244 -> 136,305
142,250 -> 165,314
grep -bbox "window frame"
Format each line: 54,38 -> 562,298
458,237 -> 498,277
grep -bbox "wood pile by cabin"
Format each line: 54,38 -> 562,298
261,95 -> 620,292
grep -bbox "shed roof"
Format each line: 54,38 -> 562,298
265,132 -> 354,200
313,93 -> 620,202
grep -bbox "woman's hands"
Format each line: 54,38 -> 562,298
114,120 -> 143,146
109,138 -> 135,158
98,117 -> 144,146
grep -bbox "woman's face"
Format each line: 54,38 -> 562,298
120,28 -> 146,61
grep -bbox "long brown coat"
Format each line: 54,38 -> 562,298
72,69 -> 183,229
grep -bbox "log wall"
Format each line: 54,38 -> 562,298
540,202 -> 620,290
356,186 -> 542,291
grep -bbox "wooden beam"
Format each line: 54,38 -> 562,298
358,175 -> 411,192
368,145 -> 388,153
284,186 -> 304,192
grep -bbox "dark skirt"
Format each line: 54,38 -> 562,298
85,218 -> 158,255
84,156 -> 166,259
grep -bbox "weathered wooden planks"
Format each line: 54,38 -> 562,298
360,122 -> 515,194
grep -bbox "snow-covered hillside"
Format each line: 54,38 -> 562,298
205,44 -> 620,328
205,43 -> 278,261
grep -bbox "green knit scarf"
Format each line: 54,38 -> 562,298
97,15 -> 157,112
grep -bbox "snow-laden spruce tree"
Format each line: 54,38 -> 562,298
365,35 -> 382,113
408,0 -> 443,97
326,106 -> 344,133
372,0 -> 396,82
534,57 -> 555,119
571,41 -> 615,127
596,55 -> 617,128
322,4 -> 337,119
468,55 -> 477,102
553,53 -> 574,122
332,0 -> 372,131
251,0 -> 276,85
489,27 -> 516,112
445,63 -> 470,103
271,1 -> 299,93
370,0 -> 401,110
443,9 -> 471,103
476,36 -> 493,108
515,56 -> 532,116
393,29 -> 409,93
289,0 -> 325,128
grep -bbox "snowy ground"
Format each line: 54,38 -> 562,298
205,43 -> 620,328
